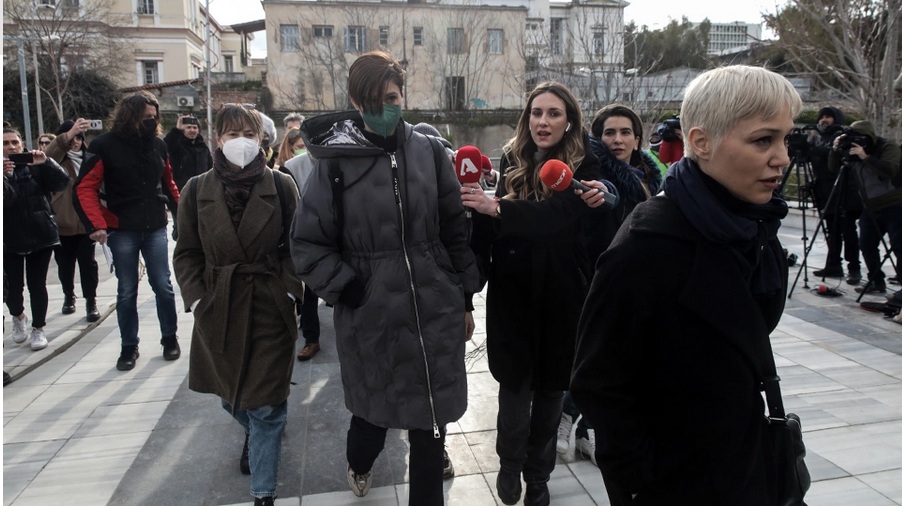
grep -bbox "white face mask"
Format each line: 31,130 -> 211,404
221,137 -> 260,168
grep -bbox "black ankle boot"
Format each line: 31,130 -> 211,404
253,496 -> 274,506
161,334 -> 180,361
62,294 -> 76,315
86,298 -> 100,323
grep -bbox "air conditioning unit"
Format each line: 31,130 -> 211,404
176,96 -> 194,107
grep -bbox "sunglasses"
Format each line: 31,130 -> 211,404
222,103 -> 256,110
38,140 -> 51,146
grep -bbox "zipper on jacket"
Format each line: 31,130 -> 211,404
389,152 -> 441,439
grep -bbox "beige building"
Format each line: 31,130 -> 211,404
262,0 -> 626,111
3,0 -> 253,90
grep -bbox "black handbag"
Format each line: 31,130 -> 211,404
760,339 -> 811,506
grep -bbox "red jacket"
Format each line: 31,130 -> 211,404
74,131 -> 179,232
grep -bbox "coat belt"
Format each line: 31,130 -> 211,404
205,259 -> 280,353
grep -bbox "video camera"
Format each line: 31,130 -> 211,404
838,126 -> 872,153
787,125 -> 818,161
658,117 -> 681,142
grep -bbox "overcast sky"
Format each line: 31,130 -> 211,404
207,0 -> 787,58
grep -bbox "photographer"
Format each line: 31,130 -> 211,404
657,117 -> 683,166
808,107 -> 863,284
3,127 -> 70,351
829,120 -> 902,294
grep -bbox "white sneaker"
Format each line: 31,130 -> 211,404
575,428 -> 597,466
12,315 -> 28,344
347,465 -> 372,497
30,328 -> 48,351
556,412 -> 576,454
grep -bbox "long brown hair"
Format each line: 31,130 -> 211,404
275,127 -> 303,168
110,91 -> 160,136
503,82 -> 585,201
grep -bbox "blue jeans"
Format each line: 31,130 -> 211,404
222,400 -> 287,498
107,227 -> 178,347
859,204 -> 902,282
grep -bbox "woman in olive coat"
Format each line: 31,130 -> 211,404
173,105 -> 302,506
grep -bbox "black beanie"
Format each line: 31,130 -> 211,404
56,119 -> 84,140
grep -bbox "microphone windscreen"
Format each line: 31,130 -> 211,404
539,159 -> 573,191
455,145 -> 482,184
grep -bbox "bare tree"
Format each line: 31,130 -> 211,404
3,0 -> 133,124
764,0 -> 902,137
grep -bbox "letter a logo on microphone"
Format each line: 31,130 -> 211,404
459,157 -> 479,179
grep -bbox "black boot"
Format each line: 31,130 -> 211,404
253,497 -> 274,506
496,469 -> 522,505
161,334 -> 181,361
116,345 -> 140,371
240,432 -> 251,475
62,293 -> 76,315
86,298 -> 100,323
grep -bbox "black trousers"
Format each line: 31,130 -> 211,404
347,415 -> 445,506
496,382 -> 564,484
823,209 -> 861,271
54,234 -> 99,299
299,284 -> 320,344
4,248 -> 54,328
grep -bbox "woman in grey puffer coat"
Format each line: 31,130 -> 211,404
290,51 -> 480,506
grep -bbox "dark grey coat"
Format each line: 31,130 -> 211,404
291,111 -> 480,431
173,168 -> 303,411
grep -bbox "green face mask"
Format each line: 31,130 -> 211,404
361,104 -> 402,138
293,148 -> 306,157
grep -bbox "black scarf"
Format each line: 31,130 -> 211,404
663,158 -> 788,295
212,149 -> 267,228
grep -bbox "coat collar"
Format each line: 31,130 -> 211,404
196,170 -> 277,261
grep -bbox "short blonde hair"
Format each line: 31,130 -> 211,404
681,65 -> 802,159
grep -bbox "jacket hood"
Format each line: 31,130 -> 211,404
817,107 -> 845,126
299,110 -> 409,159
850,120 -> 877,142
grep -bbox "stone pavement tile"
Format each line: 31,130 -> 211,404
463,429 -> 501,474
545,464 -> 596,505
776,364 -> 846,396
815,364 -> 899,389
803,450 -> 849,481
11,431 -> 148,506
858,383 -> 902,408
858,468 -> 902,503
568,459 -> 609,505
71,399 -> 169,438
805,476 -> 900,506
813,441 -> 902,477
2,439 -> 67,504
300,484 -> 400,506
396,473 -> 499,505
467,370 -> 500,400
457,395 -> 497,433
3,401 -> 99,444
445,432 -> 481,478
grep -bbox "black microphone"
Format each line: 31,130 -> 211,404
539,159 -> 618,208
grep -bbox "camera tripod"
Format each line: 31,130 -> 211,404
782,155 -> 820,298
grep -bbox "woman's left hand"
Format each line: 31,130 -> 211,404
465,312 -> 475,342
460,183 -> 497,216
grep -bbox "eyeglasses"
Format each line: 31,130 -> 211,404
38,140 -> 51,146
222,103 -> 256,110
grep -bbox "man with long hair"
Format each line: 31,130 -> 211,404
74,91 -> 181,371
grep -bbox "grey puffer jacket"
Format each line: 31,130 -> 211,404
291,111 -> 480,431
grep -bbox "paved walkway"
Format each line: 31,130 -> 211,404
3,212 -> 902,505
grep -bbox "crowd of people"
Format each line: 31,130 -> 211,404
6,49 -> 902,505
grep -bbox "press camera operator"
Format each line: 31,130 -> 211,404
828,120 -> 902,294
808,107 -> 863,284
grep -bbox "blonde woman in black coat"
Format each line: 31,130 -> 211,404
462,81 -> 601,506
571,65 -> 803,505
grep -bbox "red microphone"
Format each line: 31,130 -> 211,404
456,145 -> 482,218
539,159 -> 619,208
455,145 -> 483,185
480,154 -> 496,184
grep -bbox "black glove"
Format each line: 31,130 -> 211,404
338,278 -> 366,308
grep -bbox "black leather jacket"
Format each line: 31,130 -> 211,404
3,157 -> 69,254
